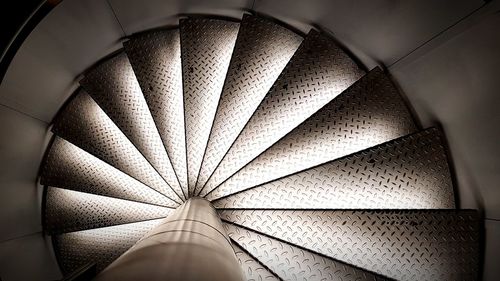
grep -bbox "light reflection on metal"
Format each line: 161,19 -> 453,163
41,137 -> 177,207
201,30 -> 365,197
52,91 -> 182,204
195,14 -> 303,194
219,209 -> 480,281
231,242 -> 280,281
180,18 -> 239,195
124,29 -> 189,198
213,128 -> 454,209
224,222 -> 387,281
44,187 -> 172,234
206,68 -> 418,201
80,53 -> 184,201
95,198 -> 244,281
53,219 -> 164,274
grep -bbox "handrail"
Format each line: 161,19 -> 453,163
0,0 -> 62,84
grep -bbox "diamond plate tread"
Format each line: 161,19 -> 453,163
124,29 -> 188,198
207,68 -> 418,201
194,15 -> 303,194
44,187 -> 172,234
219,210 -> 480,281
200,30 -> 365,197
80,52 -> 184,201
231,241 -> 281,281
224,222 -> 388,281
180,18 -> 240,194
40,137 -> 177,208
52,91 -> 182,204
53,219 -> 164,274
213,128 -> 454,209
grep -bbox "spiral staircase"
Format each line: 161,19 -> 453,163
39,14 -> 480,280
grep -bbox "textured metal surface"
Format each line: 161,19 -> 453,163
44,187 -> 172,234
231,241 -> 280,281
207,68 -> 418,201
219,210 -> 480,281
96,198 -> 244,281
53,219 -> 163,274
52,91 -> 181,204
201,30 -> 365,197
214,128 -> 454,209
124,29 -> 188,198
41,137 -> 177,208
80,53 -> 184,200
180,18 -> 239,194
195,15 -> 303,194
224,222 -> 387,281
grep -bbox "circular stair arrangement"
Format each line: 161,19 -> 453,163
40,14 -> 480,281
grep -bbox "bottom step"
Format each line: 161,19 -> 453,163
219,209 -> 480,280
53,219 -> 164,274
225,222 -> 387,281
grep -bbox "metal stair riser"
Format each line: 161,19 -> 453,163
213,128 -> 454,209
180,18 -> 239,194
223,222 -> 388,281
194,14 -> 303,194
80,53 -> 185,201
52,91 -> 182,204
53,219 -> 164,274
41,137 -> 177,207
45,187 -> 172,234
206,68 -> 419,201
231,241 -> 281,281
219,209 -> 480,281
200,30 -> 365,197
124,29 -> 189,198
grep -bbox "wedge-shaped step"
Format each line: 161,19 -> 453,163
195,15 -> 303,194
180,18 -> 239,193
231,242 -> 280,281
44,187 -> 172,234
214,128 -> 454,209
219,210 -> 480,281
80,53 -> 184,200
124,29 -> 188,198
53,219 -> 164,274
52,91 -> 182,204
224,222 -> 388,281
206,68 -> 418,200
41,137 -> 177,208
201,30 -> 365,197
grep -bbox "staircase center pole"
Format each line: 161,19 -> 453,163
94,198 -> 244,281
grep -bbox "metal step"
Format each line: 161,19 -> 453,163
80,53 -> 184,200
124,29 -> 188,198
41,137 -> 177,208
44,187 -> 172,234
194,15 -> 303,195
213,128 -> 454,209
180,18 -> 239,194
200,30 -> 365,197
53,219 -> 164,274
206,68 -> 418,201
52,91 -> 182,204
223,222 -> 388,281
219,209 -> 480,281
231,241 -> 280,281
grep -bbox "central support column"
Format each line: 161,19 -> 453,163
95,198 -> 244,281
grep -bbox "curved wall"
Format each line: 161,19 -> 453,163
0,0 -> 498,280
